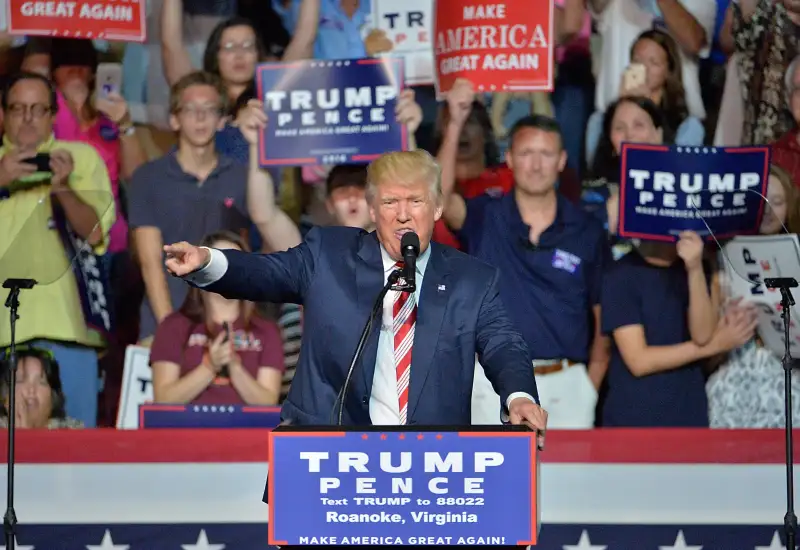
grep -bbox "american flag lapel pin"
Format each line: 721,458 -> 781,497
438,284 -> 446,292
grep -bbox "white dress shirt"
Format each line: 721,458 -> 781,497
186,245 -> 536,424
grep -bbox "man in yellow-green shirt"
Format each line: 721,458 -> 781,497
0,72 -> 115,427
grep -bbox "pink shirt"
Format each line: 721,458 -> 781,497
554,0 -> 591,63
53,91 -> 128,253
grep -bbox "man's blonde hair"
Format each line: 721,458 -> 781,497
366,149 -> 442,204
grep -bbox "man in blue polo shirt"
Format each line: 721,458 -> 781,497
438,82 -> 610,428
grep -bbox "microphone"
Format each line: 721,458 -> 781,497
400,232 -> 420,293
331,269 -> 402,425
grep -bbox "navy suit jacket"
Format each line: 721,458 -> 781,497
194,226 -> 538,426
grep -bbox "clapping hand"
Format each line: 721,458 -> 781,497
164,241 -> 211,277
14,398 -> 29,429
207,331 -> 235,374
709,298 -> 759,353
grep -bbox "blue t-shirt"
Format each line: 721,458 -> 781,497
600,251 -> 709,427
458,192 -> 609,362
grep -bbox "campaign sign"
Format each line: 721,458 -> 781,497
140,404 -> 282,429
433,0 -> 554,98
116,345 -> 153,429
722,234 -> 800,357
373,0 -> 434,85
256,59 -> 407,167
268,429 -> 539,546
618,144 -> 770,241
8,0 -> 146,42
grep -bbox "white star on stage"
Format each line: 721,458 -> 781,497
755,531 -> 797,550
660,530 -> 702,550
86,530 -> 129,550
182,530 -> 225,550
0,536 -> 34,550
562,530 -> 607,550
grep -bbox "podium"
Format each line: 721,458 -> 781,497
267,425 -> 540,547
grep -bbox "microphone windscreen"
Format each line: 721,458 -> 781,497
401,231 -> 420,254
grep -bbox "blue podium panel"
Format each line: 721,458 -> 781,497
268,429 -> 539,546
139,404 -> 282,428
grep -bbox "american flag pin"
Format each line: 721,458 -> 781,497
438,284 -> 446,291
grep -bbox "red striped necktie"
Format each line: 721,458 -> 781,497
392,261 -> 416,424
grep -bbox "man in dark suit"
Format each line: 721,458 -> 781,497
163,149 -> 548,441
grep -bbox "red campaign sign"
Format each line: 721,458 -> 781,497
433,0 -> 554,97
7,0 -> 146,42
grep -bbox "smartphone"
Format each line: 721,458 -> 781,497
23,153 -> 51,173
219,322 -> 231,378
95,62 -> 123,100
623,63 -> 647,92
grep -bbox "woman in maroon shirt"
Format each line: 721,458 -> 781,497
149,231 -> 284,405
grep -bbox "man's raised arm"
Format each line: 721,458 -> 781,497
168,228 -> 323,305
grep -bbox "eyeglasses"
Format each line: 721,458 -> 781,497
178,104 -> 224,119
6,103 -> 52,119
220,40 -> 256,54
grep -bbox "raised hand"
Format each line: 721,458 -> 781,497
677,230 -> 704,271
364,29 -> 393,56
235,99 -> 268,145
163,241 -> 210,277
446,78 -> 476,129
95,92 -> 131,126
395,89 -> 423,135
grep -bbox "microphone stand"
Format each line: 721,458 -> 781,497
2,278 -> 37,550
333,270 -> 402,425
766,277 -> 799,550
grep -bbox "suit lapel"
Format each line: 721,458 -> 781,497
408,244 -> 450,420
355,232 -> 385,397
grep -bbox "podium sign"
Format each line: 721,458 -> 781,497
139,404 -> 281,428
268,427 -> 539,546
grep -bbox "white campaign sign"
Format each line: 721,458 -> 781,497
722,234 -> 800,357
372,0 -> 434,85
116,345 -> 153,429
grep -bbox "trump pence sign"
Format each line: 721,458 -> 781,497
256,58 -> 407,167
618,144 -> 770,241
268,430 -> 539,546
